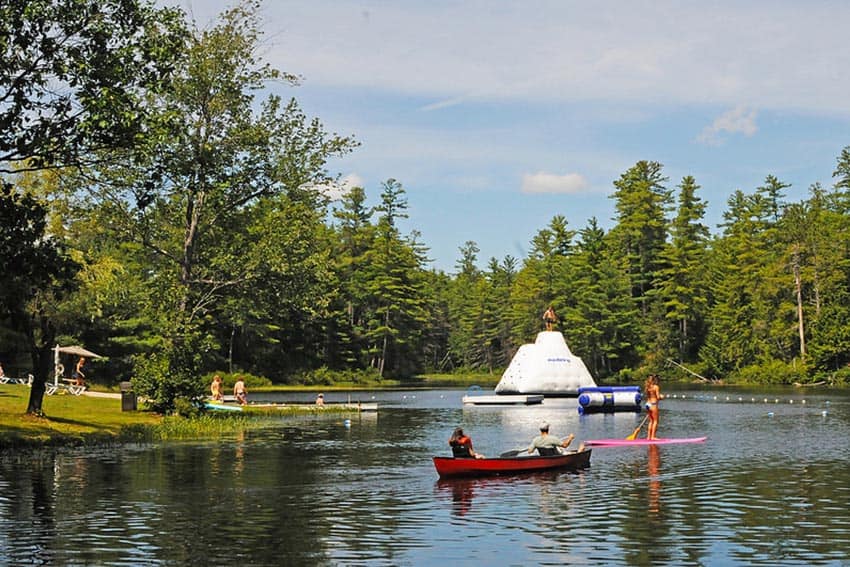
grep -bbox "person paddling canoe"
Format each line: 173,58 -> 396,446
527,422 -> 584,455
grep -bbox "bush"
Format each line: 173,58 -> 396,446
295,367 -> 382,386
728,359 -> 809,385
173,397 -> 202,418
131,334 -> 207,414
815,366 -> 850,387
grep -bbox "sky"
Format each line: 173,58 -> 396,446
164,0 -> 850,272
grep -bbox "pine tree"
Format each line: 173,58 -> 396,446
654,176 -> 710,361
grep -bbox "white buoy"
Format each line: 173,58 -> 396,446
822,410 -> 828,416
767,412 -> 774,417
343,419 -> 351,428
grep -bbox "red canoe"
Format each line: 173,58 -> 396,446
433,449 -> 592,478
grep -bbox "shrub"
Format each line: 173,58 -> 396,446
815,366 -> 850,387
173,397 -> 203,418
131,334 -> 207,414
295,367 -> 382,386
728,359 -> 809,385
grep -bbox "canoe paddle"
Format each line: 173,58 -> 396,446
626,414 -> 650,440
499,448 -> 527,458
500,435 -> 576,457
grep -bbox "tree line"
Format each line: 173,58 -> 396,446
3,1 -> 850,414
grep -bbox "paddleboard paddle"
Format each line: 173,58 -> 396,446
626,414 -> 649,440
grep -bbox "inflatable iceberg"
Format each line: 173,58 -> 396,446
494,331 -> 597,395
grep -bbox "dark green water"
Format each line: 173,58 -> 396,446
1,387 -> 849,566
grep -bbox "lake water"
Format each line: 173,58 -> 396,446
1,386 -> 849,566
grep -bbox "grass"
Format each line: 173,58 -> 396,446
409,373 -> 500,388
0,384 -> 381,451
0,384 -> 162,449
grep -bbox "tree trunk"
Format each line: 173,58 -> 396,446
228,324 -> 235,374
793,252 -> 806,357
26,334 -> 56,415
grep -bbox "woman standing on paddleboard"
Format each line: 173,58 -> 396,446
644,374 -> 663,440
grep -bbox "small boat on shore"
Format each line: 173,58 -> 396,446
433,449 -> 591,478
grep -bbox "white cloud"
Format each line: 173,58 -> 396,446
697,106 -> 758,145
521,172 -> 588,195
307,173 -> 363,201
168,1 -> 850,115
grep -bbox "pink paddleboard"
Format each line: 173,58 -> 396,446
586,436 -> 707,447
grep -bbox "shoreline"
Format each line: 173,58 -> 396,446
0,385 -> 366,454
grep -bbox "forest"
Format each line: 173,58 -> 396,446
3,1 -> 850,414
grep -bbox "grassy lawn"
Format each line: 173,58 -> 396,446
0,384 -> 162,449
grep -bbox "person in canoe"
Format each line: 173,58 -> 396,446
449,427 -> 485,459
644,374 -> 663,440
527,422 -> 584,455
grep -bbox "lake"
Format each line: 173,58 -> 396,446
1,386 -> 849,566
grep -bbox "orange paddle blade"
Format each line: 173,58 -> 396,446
626,414 -> 649,440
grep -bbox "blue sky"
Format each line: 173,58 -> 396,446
166,0 -> 850,272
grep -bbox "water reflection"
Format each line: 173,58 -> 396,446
647,444 -> 661,515
437,478 -> 475,517
1,387 -> 850,565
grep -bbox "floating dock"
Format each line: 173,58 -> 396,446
577,386 -> 641,414
462,394 -> 544,406
212,398 -> 377,412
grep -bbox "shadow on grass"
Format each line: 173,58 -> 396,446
44,415 -> 121,433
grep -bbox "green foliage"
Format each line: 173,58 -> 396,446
0,0 -> 186,170
172,397 -> 202,418
815,366 -> 850,387
727,359 -> 809,386
131,333 -> 207,414
295,366 -> 382,386
0,179 -> 82,414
